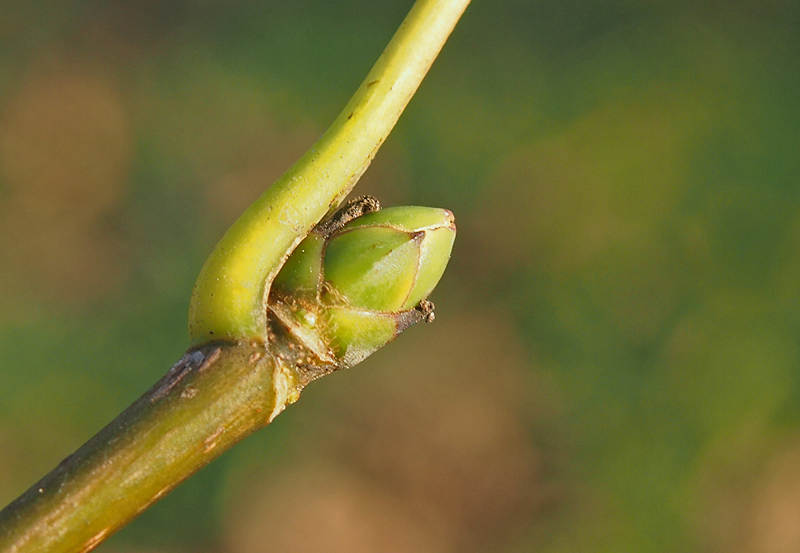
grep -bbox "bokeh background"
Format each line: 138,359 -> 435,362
1,1 -> 799,552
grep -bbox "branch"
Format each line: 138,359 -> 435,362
188,0 -> 471,344
0,1 -> 469,552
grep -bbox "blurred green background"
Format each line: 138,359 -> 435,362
1,1 -> 799,551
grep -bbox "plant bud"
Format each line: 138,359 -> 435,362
271,233 -> 324,301
270,205 -> 455,368
323,206 -> 456,312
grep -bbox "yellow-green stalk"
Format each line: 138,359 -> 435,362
0,1 -> 469,551
188,0 -> 471,345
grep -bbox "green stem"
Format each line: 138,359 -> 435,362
0,1 -> 469,551
188,0 -> 471,344
0,343 -> 293,553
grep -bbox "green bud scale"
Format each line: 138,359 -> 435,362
270,202 -> 455,375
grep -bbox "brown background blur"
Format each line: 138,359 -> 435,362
1,1 -> 799,552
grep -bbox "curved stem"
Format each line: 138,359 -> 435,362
0,2 -> 469,552
188,0 -> 470,344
